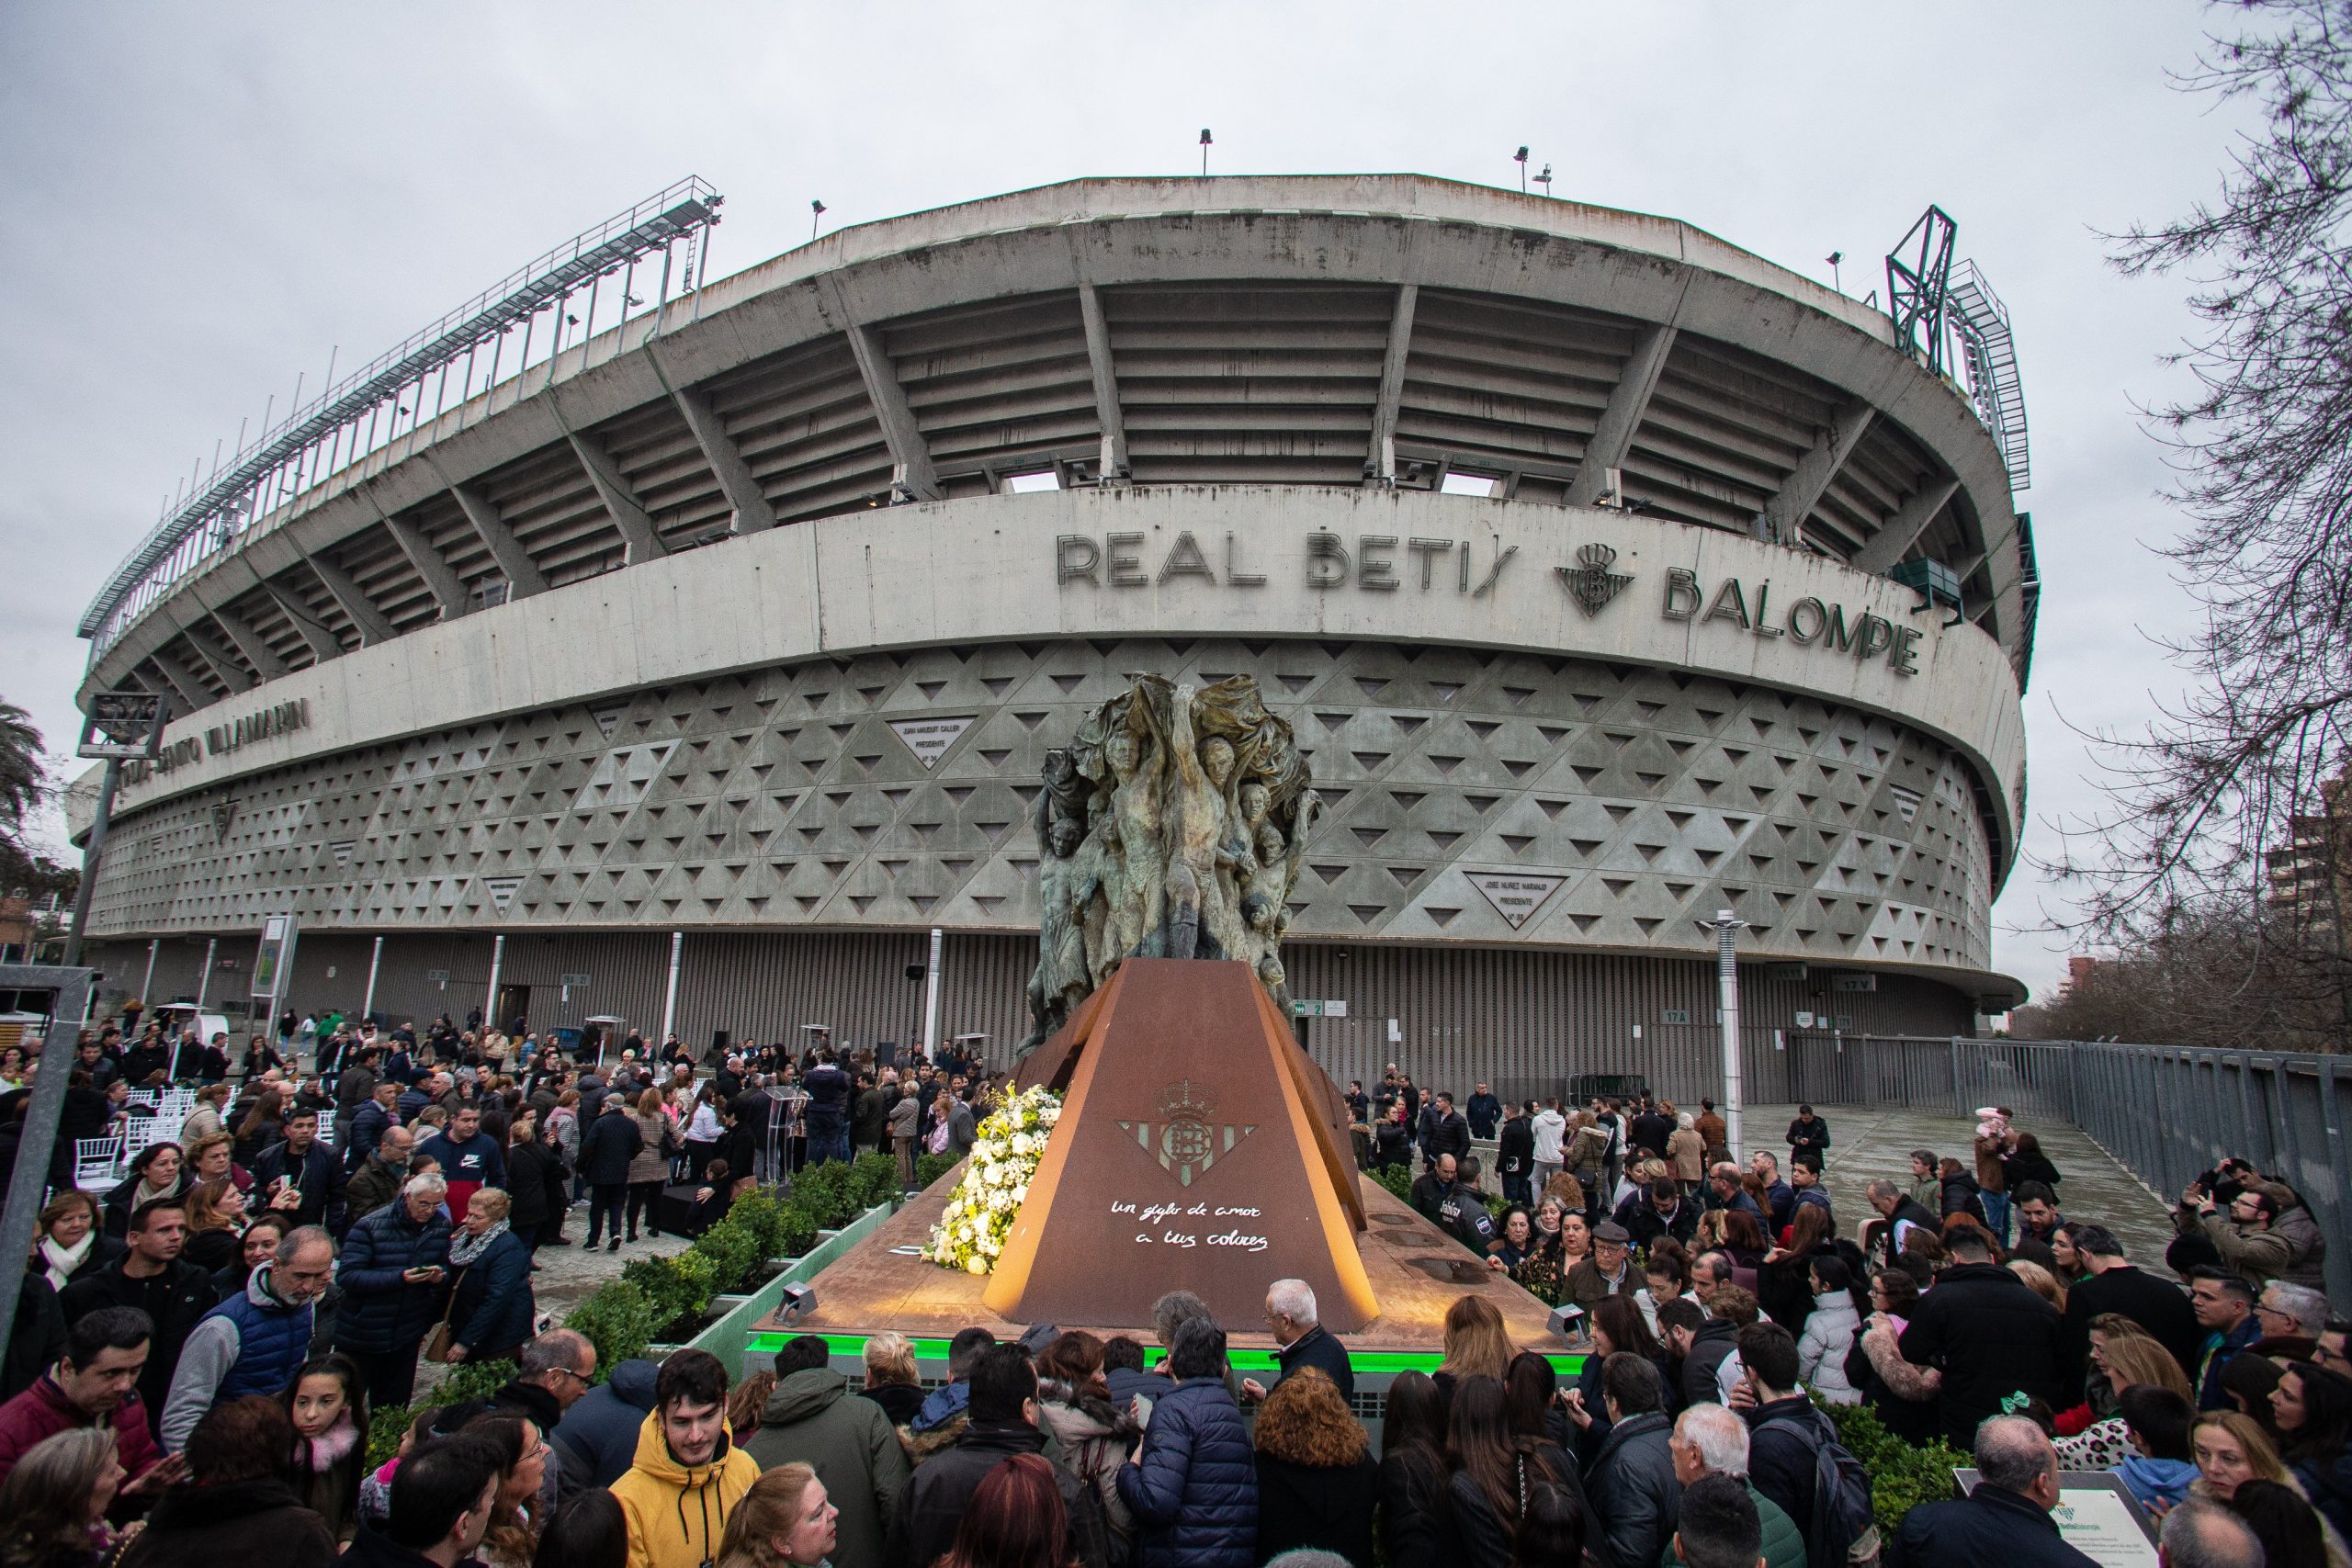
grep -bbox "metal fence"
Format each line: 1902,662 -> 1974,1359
1745,1034 -> 2352,1303
1473,1032 -> 2350,1302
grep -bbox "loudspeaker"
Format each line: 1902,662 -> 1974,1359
876,1042 -> 899,1068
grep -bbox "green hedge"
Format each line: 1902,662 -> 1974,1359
914,1150 -> 961,1191
1369,1163 -> 1414,1201
363,1150 -> 902,1465
1819,1398 -> 1971,1537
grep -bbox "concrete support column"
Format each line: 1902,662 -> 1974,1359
1076,282 -> 1129,481
1566,324 -> 1679,506
922,926 -> 944,1063
1757,401 -> 1875,546
484,933 -> 504,1032
661,931 -> 684,1044
362,935 -> 383,1020
303,553 -> 394,644
671,383 -> 776,533
382,513 -> 471,619
838,316 -> 940,502
146,653 -> 211,717
1366,284 -> 1419,484
1850,477 -> 1963,576
211,609 -> 288,681
194,937 -> 217,1010
179,622 -> 257,694
447,480 -> 550,597
565,433 -> 668,563
141,939 -> 160,1002
1713,910 -> 1745,1162
261,581 -> 345,663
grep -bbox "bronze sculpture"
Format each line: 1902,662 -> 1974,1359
1022,674 -> 1317,1051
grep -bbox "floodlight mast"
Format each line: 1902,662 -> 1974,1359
64,692 -> 170,965
82,178 -> 727,657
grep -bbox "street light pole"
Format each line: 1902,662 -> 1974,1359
61,758 -> 120,967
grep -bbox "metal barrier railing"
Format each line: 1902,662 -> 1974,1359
1750,1033 -> 2351,1303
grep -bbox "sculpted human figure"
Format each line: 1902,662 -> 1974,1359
1026,815 -> 1090,1042
1103,718 -> 1166,963
1163,685 -> 1238,962
1023,674 -> 1313,1040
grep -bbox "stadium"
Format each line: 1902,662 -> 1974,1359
67,174 -> 2035,1091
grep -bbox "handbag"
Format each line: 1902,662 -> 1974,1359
422,1264 -> 469,1362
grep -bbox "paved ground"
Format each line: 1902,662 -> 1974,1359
1745,1100 -> 2176,1266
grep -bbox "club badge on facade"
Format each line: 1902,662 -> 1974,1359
1559,542 -> 1634,615
1116,1077 -> 1256,1187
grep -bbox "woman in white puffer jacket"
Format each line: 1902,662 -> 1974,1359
1796,1256 -> 1863,1404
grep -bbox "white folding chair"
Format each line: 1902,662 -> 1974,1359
120,1116 -> 164,1159
74,1136 -> 122,1188
315,1111 -> 336,1148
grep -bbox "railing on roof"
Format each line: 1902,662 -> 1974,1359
81,177 -> 726,657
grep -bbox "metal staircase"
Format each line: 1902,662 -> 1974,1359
1947,260 -> 2030,491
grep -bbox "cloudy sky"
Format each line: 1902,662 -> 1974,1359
0,3 -> 2260,1003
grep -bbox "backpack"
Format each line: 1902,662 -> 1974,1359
1759,1406 -> 1875,1565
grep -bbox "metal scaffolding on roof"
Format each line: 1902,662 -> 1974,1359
80,177 -> 725,650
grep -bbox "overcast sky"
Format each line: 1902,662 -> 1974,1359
0,3 -> 2261,1004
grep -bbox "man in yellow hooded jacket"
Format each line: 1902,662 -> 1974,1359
610,1348 -> 761,1568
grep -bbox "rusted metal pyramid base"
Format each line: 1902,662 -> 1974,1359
986,960 -> 1380,1332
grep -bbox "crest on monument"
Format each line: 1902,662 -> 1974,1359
1558,542 -> 1634,615
1115,1077 -> 1257,1187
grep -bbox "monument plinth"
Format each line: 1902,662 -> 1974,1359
988,958 -> 1378,1331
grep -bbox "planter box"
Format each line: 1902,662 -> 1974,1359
687,1199 -> 899,1381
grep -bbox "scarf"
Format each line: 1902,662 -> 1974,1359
447,1218 -> 510,1267
300,1412 -> 361,1472
40,1234 -> 93,1292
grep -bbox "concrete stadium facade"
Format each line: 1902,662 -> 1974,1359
71,175 -> 2033,1090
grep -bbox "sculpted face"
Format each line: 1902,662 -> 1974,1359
1203,738 -> 1234,786
1105,733 -> 1139,777
1239,782 -> 1269,823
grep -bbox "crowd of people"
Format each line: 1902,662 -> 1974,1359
3,1021 -> 2349,1568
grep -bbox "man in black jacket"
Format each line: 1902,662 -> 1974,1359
1865,1179 -> 1941,1268
888,1345 -> 1106,1568
58,1198 -> 217,1439
1630,1101 -> 1675,1162
1409,1155 -> 1497,1258
1785,1105 -> 1831,1161
1588,1352 -> 1682,1568
1736,1324 -> 1835,1552
1496,1101 -> 1535,1204
1659,1298 -> 1740,1412
1897,1227 -> 2064,1445
248,1106 -> 348,1236
1889,1416 -> 2098,1567
2057,1224 -> 2203,1393
1464,1082 -> 1502,1141
1240,1278 -> 1354,1404
1618,1182 -> 1700,1253
1426,1092 -> 1471,1168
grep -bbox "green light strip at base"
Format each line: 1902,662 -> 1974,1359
744,1330 -> 1585,1381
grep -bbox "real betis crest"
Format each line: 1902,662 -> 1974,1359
1116,1077 -> 1256,1187
1558,542 -> 1634,615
